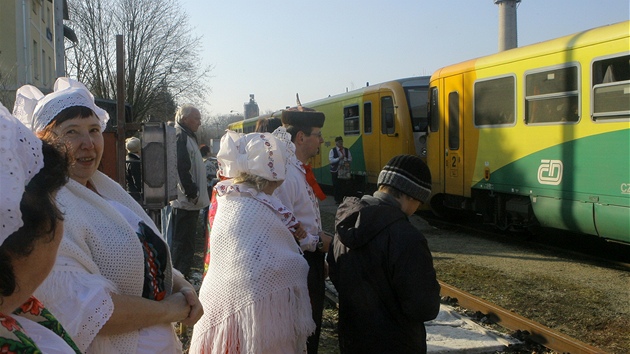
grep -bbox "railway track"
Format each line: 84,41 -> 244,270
324,280 -> 606,354
438,282 -> 605,354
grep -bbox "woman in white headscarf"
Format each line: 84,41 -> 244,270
12,77 -> 203,354
0,102 -> 76,352
189,131 -> 315,354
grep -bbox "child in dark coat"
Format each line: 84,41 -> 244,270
327,154 -> 441,354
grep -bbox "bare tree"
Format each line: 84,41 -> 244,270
0,54 -> 18,108
200,113 -> 244,139
66,0 -> 211,122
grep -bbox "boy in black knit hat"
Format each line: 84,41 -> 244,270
327,154 -> 440,354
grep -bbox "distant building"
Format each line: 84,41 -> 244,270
0,0 -> 75,107
243,93 -> 259,119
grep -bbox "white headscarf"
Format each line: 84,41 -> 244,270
217,131 -> 289,181
13,77 -> 109,133
0,102 -> 43,244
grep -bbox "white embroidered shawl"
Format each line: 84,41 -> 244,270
34,171 -> 174,353
189,184 -> 315,353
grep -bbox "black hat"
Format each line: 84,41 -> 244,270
281,110 -> 325,128
377,155 -> 432,203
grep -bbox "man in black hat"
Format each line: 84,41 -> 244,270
274,108 -> 332,354
327,154 -> 441,354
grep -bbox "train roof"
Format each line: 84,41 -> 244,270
231,76 -> 432,128
303,76 -> 430,107
431,20 -> 630,79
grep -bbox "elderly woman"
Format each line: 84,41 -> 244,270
0,103 -> 75,352
13,78 -> 202,353
190,131 -> 315,354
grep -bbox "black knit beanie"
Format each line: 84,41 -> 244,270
377,155 -> 432,203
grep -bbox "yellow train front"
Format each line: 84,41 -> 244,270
303,77 -> 430,192
231,77 -> 432,196
426,21 -> 629,243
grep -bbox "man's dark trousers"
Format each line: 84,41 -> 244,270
170,207 -> 200,278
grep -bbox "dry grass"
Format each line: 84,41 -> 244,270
435,261 -> 630,353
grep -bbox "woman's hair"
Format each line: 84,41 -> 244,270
37,106 -> 96,142
255,117 -> 282,133
0,141 -> 69,300
233,172 -> 273,192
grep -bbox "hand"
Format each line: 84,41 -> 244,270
318,231 -> 333,253
162,292 -> 192,323
292,222 -> 307,241
179,287 -> 203,326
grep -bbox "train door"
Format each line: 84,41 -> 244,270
379,94 -> 401,163
444,76 -> 464,196
361,93 -> 381,183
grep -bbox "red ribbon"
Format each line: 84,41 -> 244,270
303,164 -> 327,201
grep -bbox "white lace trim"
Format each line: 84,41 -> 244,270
34,266 -> 116,353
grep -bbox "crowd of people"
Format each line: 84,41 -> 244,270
0,77 -> 440,354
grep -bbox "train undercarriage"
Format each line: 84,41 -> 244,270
430,191 -> 539,232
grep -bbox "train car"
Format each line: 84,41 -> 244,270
426,21 -> 629,243
227,118 -> 258,134
230,77 -> 431,192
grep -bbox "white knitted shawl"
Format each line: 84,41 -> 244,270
34,171 -> 174,353
190,184 -> 315,353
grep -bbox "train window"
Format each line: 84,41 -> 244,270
343,105 -> 360,135
448,92 -> 460,150
525,65 -> 579,124
405,87 -> 429,132
381,96 -> 395,135
474,76 -> 515,126
363,102 -> 372,134
429,87 -> 439,132
592,54 -> 630,121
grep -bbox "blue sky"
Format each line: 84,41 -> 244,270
180,0 -> 629,117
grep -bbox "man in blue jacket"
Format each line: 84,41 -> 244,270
327,154 -> 440,353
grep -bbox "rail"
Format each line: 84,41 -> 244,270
324,280 -> 606,353
439,281 -> 606,354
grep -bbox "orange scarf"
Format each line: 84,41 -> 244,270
303,164 -> 327,201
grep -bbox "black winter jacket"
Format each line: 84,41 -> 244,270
327,192 -> 440,354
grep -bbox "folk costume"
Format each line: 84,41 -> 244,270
190,132 -> 315,354
14,78 -> 183,354
0,297 -> 80,353
34,171 -> 181,353
0,103 -> 79,353
274,109 -> 328,354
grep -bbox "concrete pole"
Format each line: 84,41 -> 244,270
495,0 -> 520,51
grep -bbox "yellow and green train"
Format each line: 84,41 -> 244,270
427,20 -> 629,243
228,76 -> 431,189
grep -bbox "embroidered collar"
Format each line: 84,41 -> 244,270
215,180 -> 299,231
